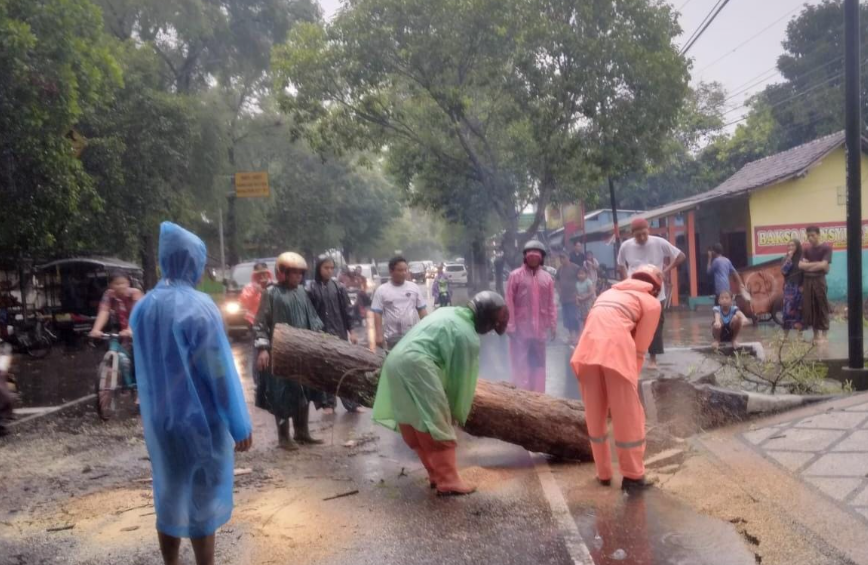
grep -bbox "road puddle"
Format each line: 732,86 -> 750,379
573,487 -> 757,565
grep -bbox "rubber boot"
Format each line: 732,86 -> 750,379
276,416 -> 299,451
399,424 -> 437,489
418,434 -> 475,496
621,476 -> 656,492
293,403 -> 324,445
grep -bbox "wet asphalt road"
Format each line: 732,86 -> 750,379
0,280 -> 760,565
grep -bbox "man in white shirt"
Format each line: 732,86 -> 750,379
617,218 -> 686,369
371,256 -> 428,350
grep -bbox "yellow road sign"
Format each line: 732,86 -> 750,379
235,172 -> 270,198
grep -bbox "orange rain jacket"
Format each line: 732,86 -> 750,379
570,279 -> 662,380
239,272 -> 272,325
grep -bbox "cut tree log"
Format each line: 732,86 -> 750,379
270,325 -> 593,460
270,325 -> 832,460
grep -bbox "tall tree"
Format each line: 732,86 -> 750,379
77,43 -> 201,287
273,0 -> 689,277
92,0 -> 319,93
0,0 -> 121,257
732,0 -> 868,151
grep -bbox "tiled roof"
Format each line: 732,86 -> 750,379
710,130 -> 845,197
578,131 -> 854,240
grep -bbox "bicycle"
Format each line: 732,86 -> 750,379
92,333 -> 136,420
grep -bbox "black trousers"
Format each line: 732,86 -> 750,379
649,308 -> 665,356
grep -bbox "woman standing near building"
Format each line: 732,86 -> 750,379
781,239 -> 804,338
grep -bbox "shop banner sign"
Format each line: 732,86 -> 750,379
754,221 -> 868,254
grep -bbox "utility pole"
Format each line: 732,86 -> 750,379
226,194 -> 238,266
844,0 -> 866,383
608,176 -> 620,272
218,204 -> 226,280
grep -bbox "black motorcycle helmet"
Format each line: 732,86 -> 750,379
522,239 -> 547,258
468,291 -> 509,335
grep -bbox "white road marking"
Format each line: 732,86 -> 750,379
533,455 -> 595,565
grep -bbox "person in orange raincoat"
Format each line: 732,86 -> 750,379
570,264 -> 663,491
239,262 -> 272,327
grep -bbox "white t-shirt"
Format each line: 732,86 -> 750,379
371,281 -> 427,340
617,236 -> 682,301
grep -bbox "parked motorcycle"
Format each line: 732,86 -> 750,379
2,317 -> 56,359
346,287 -> 369,327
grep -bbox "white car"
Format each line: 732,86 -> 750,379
443,263 -> 468,286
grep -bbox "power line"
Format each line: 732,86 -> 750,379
696,4 -> 803,74
678,0 -> 698,11
722,59 -> 868,127
681,0 -> 733,55
721,38 -> 868,105
721,48 -> 857,111
777,112 -> 838,136
723,71 -> 844,121
725,64 -> 778,93
722,68 -> 780,103
680,0 -> 724,53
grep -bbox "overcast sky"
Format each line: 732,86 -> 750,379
316,0 -> 824,123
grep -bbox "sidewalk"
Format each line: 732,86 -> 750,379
665,392 -> 868,565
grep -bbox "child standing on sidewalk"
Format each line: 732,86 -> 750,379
575,266 -> 596,341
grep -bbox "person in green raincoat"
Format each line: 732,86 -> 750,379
372,291 -> 509,496
254,252 -> 326,450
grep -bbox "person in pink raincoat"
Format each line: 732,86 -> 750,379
506,240 -> 557,392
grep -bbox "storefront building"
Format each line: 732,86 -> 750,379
574,131 -> 868,303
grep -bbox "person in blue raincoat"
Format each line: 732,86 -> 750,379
131,222 -> 252,565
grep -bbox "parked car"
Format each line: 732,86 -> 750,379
443,263 -> 468,286
408,261 -> 426,283
222,258 -> 276,336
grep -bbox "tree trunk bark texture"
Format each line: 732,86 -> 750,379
270,325 -> 593,460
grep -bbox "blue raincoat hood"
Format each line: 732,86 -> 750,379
159,222 -> 206,285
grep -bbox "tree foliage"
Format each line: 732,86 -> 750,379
0,0 -> 121,256
92,0 -> 320,92
273,0 -> 690,272
0,0 -> 404,287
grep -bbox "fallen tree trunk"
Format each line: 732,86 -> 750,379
270,325 -> 833,460
270,325 -> 593,460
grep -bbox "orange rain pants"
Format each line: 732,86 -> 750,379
576,365 -> 646,480
570,279 -> 662,481
398,424 -> 470,494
